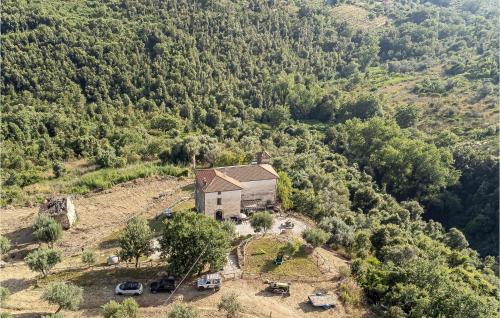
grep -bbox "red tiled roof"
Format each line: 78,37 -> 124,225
196,164 -> 278,193
196,169 -> 242,193
215,164 -> 278,182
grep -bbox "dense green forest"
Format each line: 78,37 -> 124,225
1,0 -> 498,316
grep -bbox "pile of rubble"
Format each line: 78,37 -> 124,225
39,196 -> 78,230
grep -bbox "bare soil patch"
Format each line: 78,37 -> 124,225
1,176 -> 192,259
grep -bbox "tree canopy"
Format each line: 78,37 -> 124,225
159,211 -> 229,275
118,216 -> 153,268
42,282 -> 83,314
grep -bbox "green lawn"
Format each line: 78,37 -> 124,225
244,237 -> 322,278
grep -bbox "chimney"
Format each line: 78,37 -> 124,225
224,167 -> 227,176
256,151 -> 270,164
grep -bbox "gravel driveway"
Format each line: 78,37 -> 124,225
235,215 -> 307,236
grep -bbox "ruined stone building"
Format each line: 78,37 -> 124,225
39,196 -> 77,229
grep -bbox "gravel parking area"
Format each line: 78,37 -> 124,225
235,215 -> 307,236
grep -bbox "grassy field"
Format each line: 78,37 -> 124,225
244,236 -> 322,278
76,163 -> 188,192
4,161 -> 189,206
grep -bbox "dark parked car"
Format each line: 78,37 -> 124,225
150,277 -> 177,293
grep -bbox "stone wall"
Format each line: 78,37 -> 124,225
204,189 -> 241,219
240,179 -> 277,208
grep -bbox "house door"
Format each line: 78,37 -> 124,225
215,210 -> 223,221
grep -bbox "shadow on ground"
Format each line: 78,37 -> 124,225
298,300 -> 329,313
13,312 -> 53,318
1,278 -> 36,294
3,227 -> 36,260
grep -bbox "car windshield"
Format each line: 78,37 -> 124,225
125,282 -> 139,290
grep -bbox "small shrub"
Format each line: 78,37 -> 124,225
218,293 -> 241,318
41,314 -> 63,318
168,303 -> 198,318
81,250 -> 97,267
33,215 -> 62,247
103,298 -> 139,318
52,162 -> 66,178
280,240 -> 301,257
339,265 -> 351,279
0,287 -> 10,306
0,235 -> 11,256
339,278 -> 362,307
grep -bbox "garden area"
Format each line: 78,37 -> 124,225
243,236 -> 323,279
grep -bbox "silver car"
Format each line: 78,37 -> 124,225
197,273 -> 221,291
115,281 -> 143,296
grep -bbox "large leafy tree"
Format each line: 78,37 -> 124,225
159,211 -> 229,275
118,216 -> 153,268
336,118 -> 459,200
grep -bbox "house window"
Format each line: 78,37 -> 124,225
218,191 -> 221,195
217,198 -> 222,205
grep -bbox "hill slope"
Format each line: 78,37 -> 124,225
1,1 -> 499,316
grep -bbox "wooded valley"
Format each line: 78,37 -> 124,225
1,0 -> 498,317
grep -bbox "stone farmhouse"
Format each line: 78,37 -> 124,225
195,152 -> 278,220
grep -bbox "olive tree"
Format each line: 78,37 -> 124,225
25,248 -> 61,277
249,211 -> 274,234
119,216 -> 153,268
42,282 -> 83,314
302,228 -> 331,248
33,216 -> 62,247
0,287 -> 10,306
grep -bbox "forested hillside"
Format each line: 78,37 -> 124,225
1,0 -> 498,316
